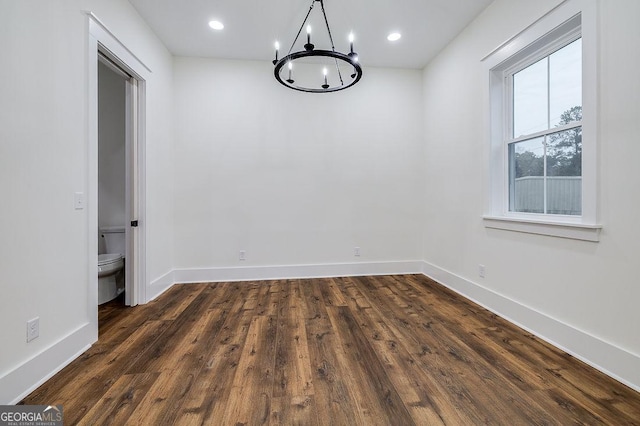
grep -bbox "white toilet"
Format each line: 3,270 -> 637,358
98,226 -> 125,304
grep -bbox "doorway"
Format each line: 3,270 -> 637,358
97,54 -> 131,307
88,15 -> 148,336
96,48 -> 143,309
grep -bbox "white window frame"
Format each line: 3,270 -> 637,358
482,0 -> 601,242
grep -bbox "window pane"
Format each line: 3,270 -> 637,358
509,137 -> 545,213
549,39 -> 582,128
513,58 -> 548,138
545,128 -> 582,215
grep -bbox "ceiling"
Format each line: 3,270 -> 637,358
128,0 -> 493,69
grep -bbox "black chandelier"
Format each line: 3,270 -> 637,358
272,0 -> 363,93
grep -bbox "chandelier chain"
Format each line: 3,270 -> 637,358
287,1 -> 315,55
318,0 -> 344,86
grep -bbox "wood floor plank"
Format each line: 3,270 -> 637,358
349,277 -> 502,424
341,276 -> 372,309
402,276 -> 640,423
100,284 -> 207,344
392,276 -> 575,424
270,395 -> 317,426
221,314 -> 278,425
400,275 -> 640,424
173,290 -> 254,425
22,319 -> 173,424
350,275 -> 561,424
300,280 -> 363,426
398,275 -> 562,396
132,283 -> 248,423
326,305 -> 416,425
340,286 -> 456,424
76,372 -> 160,426
124,285 -> 218,375
256,279 -> 283,317
241,282 -> 263,311
271,280 -> 317,425
125,306 -> 230,425
298,279 -> 325,320
32,286 -> 197,403
21,275 -> 640,425
318,277 -> 347,307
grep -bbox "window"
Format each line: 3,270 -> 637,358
483,0 -> 600,241
509,37 -> 582,216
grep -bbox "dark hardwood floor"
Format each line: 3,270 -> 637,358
22,275 -> 640,425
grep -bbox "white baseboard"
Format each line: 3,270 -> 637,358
147,269 -> 175,303
0,323 -> 95,405
421,261 -> 640,392
173,260 -> 424,284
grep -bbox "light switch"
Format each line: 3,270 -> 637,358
74,192 -> 85,210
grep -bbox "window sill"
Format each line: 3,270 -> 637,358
483,215 -> 602,242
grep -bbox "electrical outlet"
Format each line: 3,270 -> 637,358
239,250 -> 246,261
354,247 -> 361,257
27,317 -> 39,342
478,264 -> 486,278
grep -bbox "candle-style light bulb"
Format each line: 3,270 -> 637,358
348,32 -> 358,61
286,61 -> 294,84
304,25 -> 314,51
322,67 -> 329,89
273,41 -> 280,64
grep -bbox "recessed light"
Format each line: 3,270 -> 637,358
208,20 -> 224,30
387,32 -> 402,42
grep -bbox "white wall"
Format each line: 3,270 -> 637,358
172,58 -> 425,275
98,61 -> 126,250
0,1 -> 89,402
422,0 -> 640,388
0,0 -> 174,404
